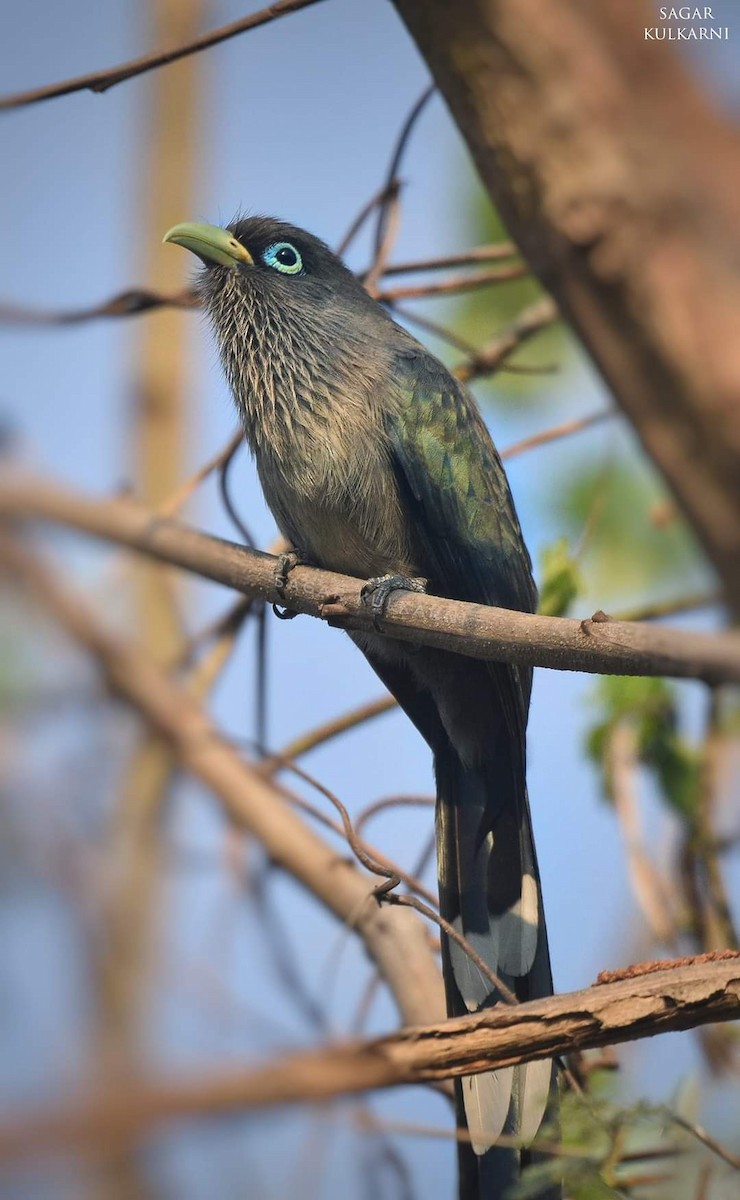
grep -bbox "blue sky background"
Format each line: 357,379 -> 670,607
1,3 -> 739,1198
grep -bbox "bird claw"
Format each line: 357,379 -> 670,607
274,550 -> 303,597
272,603 -> 297,620
361,573 -> 427,630
272,549 -> 306,621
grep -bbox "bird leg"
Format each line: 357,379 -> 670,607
273,549 -> 308,620
274,549 -> 305,596
361,573 -> 427,629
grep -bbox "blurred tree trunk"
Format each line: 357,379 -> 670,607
392,0 -> 740,615
95,2 -> 204,1194
134,0 -> 203,656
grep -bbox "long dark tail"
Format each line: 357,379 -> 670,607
436,745 -> 559,1199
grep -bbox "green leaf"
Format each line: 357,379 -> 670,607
538,537 -> 583,617
585,676 -> 701,822
554,453 -> 707,606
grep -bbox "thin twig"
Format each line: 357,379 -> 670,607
373,84 -> 436,257
218,436 -> 255,548
247,764 -> 440,918
0,0 -> 326,109
272,758 -> 515,1005
177,596 -> 255,668
335,182 -> 398,258
613,593 -> 722,622
351,823 -> 439,1036
355,795 -> 434,835
382,244 -> 519,275
377,263 -> 528,303
353,1112 -> 676,1162
335,182 -> 401,259
501,411 -> 612,460
384,890 -> 518,1005
363,188 -> 403,294
388,302 -> 480,354
275,758 -> 439,911
668,1111 -> 740,1171
0,289 -> 196,326
261,695 -> 397,771
158,430 -> 243,518
390,304 -> 556,377
454,297 -> 559,382
0,257 -> 527,331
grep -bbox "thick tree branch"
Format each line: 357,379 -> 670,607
0,531 -> 445,1032
2,473 -> 739,683
392,0 -> 740,613
0,955 -> 737,1163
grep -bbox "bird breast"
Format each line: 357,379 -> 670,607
255,416 -> 416,580
212,281 -> 417,578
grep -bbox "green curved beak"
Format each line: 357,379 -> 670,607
162,221 -> 253,268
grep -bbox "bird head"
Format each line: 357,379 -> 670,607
163,215 -> 400,447
163,215 -> 375,314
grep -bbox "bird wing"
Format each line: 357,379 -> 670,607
386,346 -> 536,630
382,347 -> 555,1164
385,345 -> 536,756
384,344 -> 541,978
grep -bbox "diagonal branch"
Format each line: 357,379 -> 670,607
0,289 -> 196,326
501,409 -> 611,460
0,530 -> 445,1032
454,297 -> 559,382
381,244 -> 519,275
0,955 -> 737,1163
2,472 -> 739,684
374,262 -> 528,302
0,0 -> 325,110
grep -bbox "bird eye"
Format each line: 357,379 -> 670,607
262,241 -> 304,275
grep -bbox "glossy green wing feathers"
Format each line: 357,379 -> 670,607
388,347 -> 537,619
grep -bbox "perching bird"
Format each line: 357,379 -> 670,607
165,216 -> 558,1199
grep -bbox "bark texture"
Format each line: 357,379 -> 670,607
392,0 -> 740,612
1,955 -> 737,1161
3,473 -> 740,683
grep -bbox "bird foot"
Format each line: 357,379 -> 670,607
274,549 -> 304,596
273,549 -> 306,621
361,573 -> 427,629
